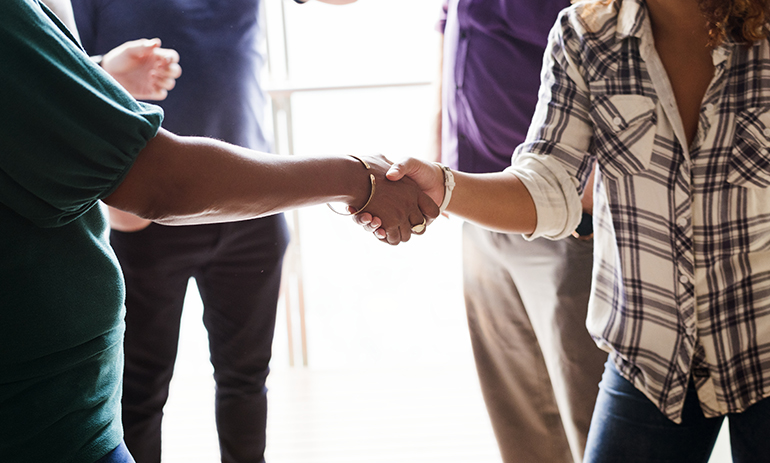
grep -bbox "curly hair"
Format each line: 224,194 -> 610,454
574,0 -> 770,45
698,0 -> 770,45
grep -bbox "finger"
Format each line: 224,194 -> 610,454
374,228 -> 387,240
154,75 -> 177,91
386,158 -> 421,181
352,211 -> 371,226
387,157 -> 432,182
418,192 -> 440,222
385,226 -> 404,245
363,216 -> 383,232
154,47 -> 181,65
349,209 -> 382,231
409,214 -> 427,235
135,38 -> 161,58
144,88 -> 168,101
386,162 -> 406,181
397,223 -> 412,243
156,62 -> 182,79
352,213 -> 381,233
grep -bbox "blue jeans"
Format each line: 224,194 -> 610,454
95,442 -> 135,463
584,359 -> 770,463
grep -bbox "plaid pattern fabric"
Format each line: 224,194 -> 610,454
507,0 -> 770,423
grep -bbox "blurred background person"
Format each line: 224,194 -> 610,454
71,1 -> 351,462
2,1 -> 429,462
434,1 -> 606,462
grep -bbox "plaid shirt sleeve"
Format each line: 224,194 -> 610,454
505,7 -> 597,241
506,0 -> 770,423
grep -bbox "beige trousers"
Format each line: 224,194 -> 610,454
462,223 -> 607,463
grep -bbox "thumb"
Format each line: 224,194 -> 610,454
387,157 -> 425,181
145,38 -> 162,48
386,162 -> 406,181
134,38 -> 161,57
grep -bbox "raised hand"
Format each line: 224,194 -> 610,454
347,155 -> 439,245
101,38 -> 182,101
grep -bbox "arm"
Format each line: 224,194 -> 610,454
386,159 -> 537,234
97,39 -> 181,231
372,11 -> 596,239
104,129 -> 439,244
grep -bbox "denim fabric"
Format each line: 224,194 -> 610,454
95,442 -> 134,463
584,360 -> 770,463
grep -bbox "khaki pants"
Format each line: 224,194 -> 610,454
462,223 -> 607,463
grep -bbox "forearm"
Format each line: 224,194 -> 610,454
445,170 -> 537,234
105,129 -> 371,225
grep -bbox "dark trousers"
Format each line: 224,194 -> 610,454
110,214 -> 289,463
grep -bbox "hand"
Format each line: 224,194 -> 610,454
354,155 -> 439,245
353,157 -> 446,240
386,157 -> 445,207
101,38 -> 182,101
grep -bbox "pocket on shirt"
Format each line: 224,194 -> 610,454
590,94 -> 657,180
729,107 -> 770,188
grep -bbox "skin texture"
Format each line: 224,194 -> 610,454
358,0 -> 716,240
53,0 -> 433,244
104,129 -> 439,245
100,38 -> 181,101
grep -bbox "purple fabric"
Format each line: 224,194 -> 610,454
441,0 -> 571,173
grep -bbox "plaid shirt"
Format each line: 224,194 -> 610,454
508,0 -> 770,423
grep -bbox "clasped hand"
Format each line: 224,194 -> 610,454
351,156 -> 445,245
101,38 -> 182,101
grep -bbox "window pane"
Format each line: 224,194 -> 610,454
284,0 -> 442,84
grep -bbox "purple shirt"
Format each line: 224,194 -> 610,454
440,0 -> 571,173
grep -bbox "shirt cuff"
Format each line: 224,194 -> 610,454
505,153 -> 583,240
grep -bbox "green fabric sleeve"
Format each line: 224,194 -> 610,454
0,0 -> 164,228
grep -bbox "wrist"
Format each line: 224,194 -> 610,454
328,155 -> 376,216
432,162 -> 455,214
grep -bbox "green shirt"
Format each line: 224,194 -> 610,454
0,1 -> 163,461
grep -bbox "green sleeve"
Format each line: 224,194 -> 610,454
0,0 -> 164,228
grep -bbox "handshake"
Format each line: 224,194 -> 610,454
84,38 -> 462,244
338,154 -> 454,246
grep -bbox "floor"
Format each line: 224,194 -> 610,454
158,213 -> 503,463
154,209 -> 734,463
